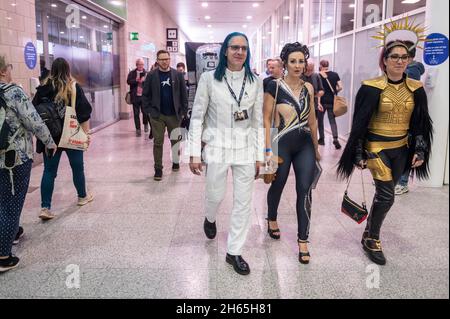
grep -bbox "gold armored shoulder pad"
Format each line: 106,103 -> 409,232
362,75 -> 387,90
405,77 -> 423,92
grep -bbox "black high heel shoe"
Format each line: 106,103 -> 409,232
266,218 -> 280,240
298,239 -> 310,264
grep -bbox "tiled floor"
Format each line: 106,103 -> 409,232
1,119 -> 448,299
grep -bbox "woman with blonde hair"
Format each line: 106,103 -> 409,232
0,55 -> 56,272
32,58 -> 93,220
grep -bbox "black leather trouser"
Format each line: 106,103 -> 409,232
364,146 -> 409,240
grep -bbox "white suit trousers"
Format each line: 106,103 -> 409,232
205,160 -> 255,256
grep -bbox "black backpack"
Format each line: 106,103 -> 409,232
34,97 -> 63,140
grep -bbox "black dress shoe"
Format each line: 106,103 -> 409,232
363,238 -> 386,265
203,218 -> 216,239
226,254 -> 250,275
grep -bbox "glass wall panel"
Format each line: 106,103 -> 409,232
321,0 -> 335,40
276,0 -> 290,51
352,27 -> 381,116
386,0 -> 426,19
333,35 -> 353,137
357,0 -> 383,28
36,0 -> 120,129
296,0 -> 305,42
310,0 -> 321,43
336,0 -> 355,35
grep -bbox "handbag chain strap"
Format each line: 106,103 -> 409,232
345,169 -> 367,208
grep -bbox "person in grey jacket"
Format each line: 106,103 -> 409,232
142,50 -> 188,181
0,55 -> 56,272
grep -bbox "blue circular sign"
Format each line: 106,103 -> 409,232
423,33 -> 449,66
24,42 -> 37,70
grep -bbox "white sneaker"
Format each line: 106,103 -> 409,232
39,208 -> 55,221
77,193 -> 94,206
395,185 -> 409,195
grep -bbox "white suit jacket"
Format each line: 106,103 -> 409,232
188,68 -> 264,163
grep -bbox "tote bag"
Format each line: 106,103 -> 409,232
58,82 -> 89,151
324,76 -> 348,117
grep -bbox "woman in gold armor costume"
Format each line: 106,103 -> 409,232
338,39 -> 433,265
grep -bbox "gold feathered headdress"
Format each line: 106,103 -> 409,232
372,16 -> 427,51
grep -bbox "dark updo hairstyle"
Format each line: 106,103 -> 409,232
379,40 -> 409,72
280,42 -> 310,70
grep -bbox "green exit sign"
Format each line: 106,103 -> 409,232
130,32 -> 139,41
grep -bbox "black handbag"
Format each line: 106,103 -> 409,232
341,170 -> 369,224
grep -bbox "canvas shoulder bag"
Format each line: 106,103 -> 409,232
324,75 -> 348,117
58,82 -> 89,151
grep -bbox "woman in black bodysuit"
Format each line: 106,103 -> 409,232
263,43 -> 321,264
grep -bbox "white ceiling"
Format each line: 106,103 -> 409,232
154,0 -> 285,43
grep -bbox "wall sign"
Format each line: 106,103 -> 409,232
24,42 -> 37,70
424,33 -> 449,66
130,32 -> 139,41
167,28 -> 178,40
167,40 -> 179,53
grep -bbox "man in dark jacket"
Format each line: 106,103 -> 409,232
127,58 -> 150,137
142,50 -> 188,181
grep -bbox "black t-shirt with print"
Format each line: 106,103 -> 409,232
159,70 -> 176,116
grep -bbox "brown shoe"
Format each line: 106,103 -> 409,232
39,208 -> 55,221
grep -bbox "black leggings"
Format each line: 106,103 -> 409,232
267,129 -> 316,241
365,146 -> 409,239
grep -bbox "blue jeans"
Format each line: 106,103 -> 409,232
0,160 -> 32,256
398,170 -> 410,187
41,149 -> 87,209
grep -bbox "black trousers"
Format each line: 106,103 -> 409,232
267,129 -> 316,241
316,104 -> 338,140
132,96 -> 150,130
365,146 -> 409,240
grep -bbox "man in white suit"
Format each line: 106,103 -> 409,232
188,32 -> 264,275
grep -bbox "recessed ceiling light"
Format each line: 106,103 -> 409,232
110,0 -> 123,6
79,36 -> 84,39
252,3 -> 259,8
242,25 -> 247,28
60,31 -> 65,34
283,16 -> 290,20
326,16 -> 333,20
300,4 -> 304,8
82,15 -> 87,19
201,2 -> 208,8
11,3 -> 16,6
268,31 -> 272,34
207,24 -> 212,28
401,0 -> 421,3
6,17 -> 12,20
246,16 -> 252,20
349,3 -> 355,8
104,25 -> 109,28
51,3 -> 57,7
37,24 -> 41,27
205,15 -> 211,20
262,36 -> 266,39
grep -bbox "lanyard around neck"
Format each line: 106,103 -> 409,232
224,73 -> 247,108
